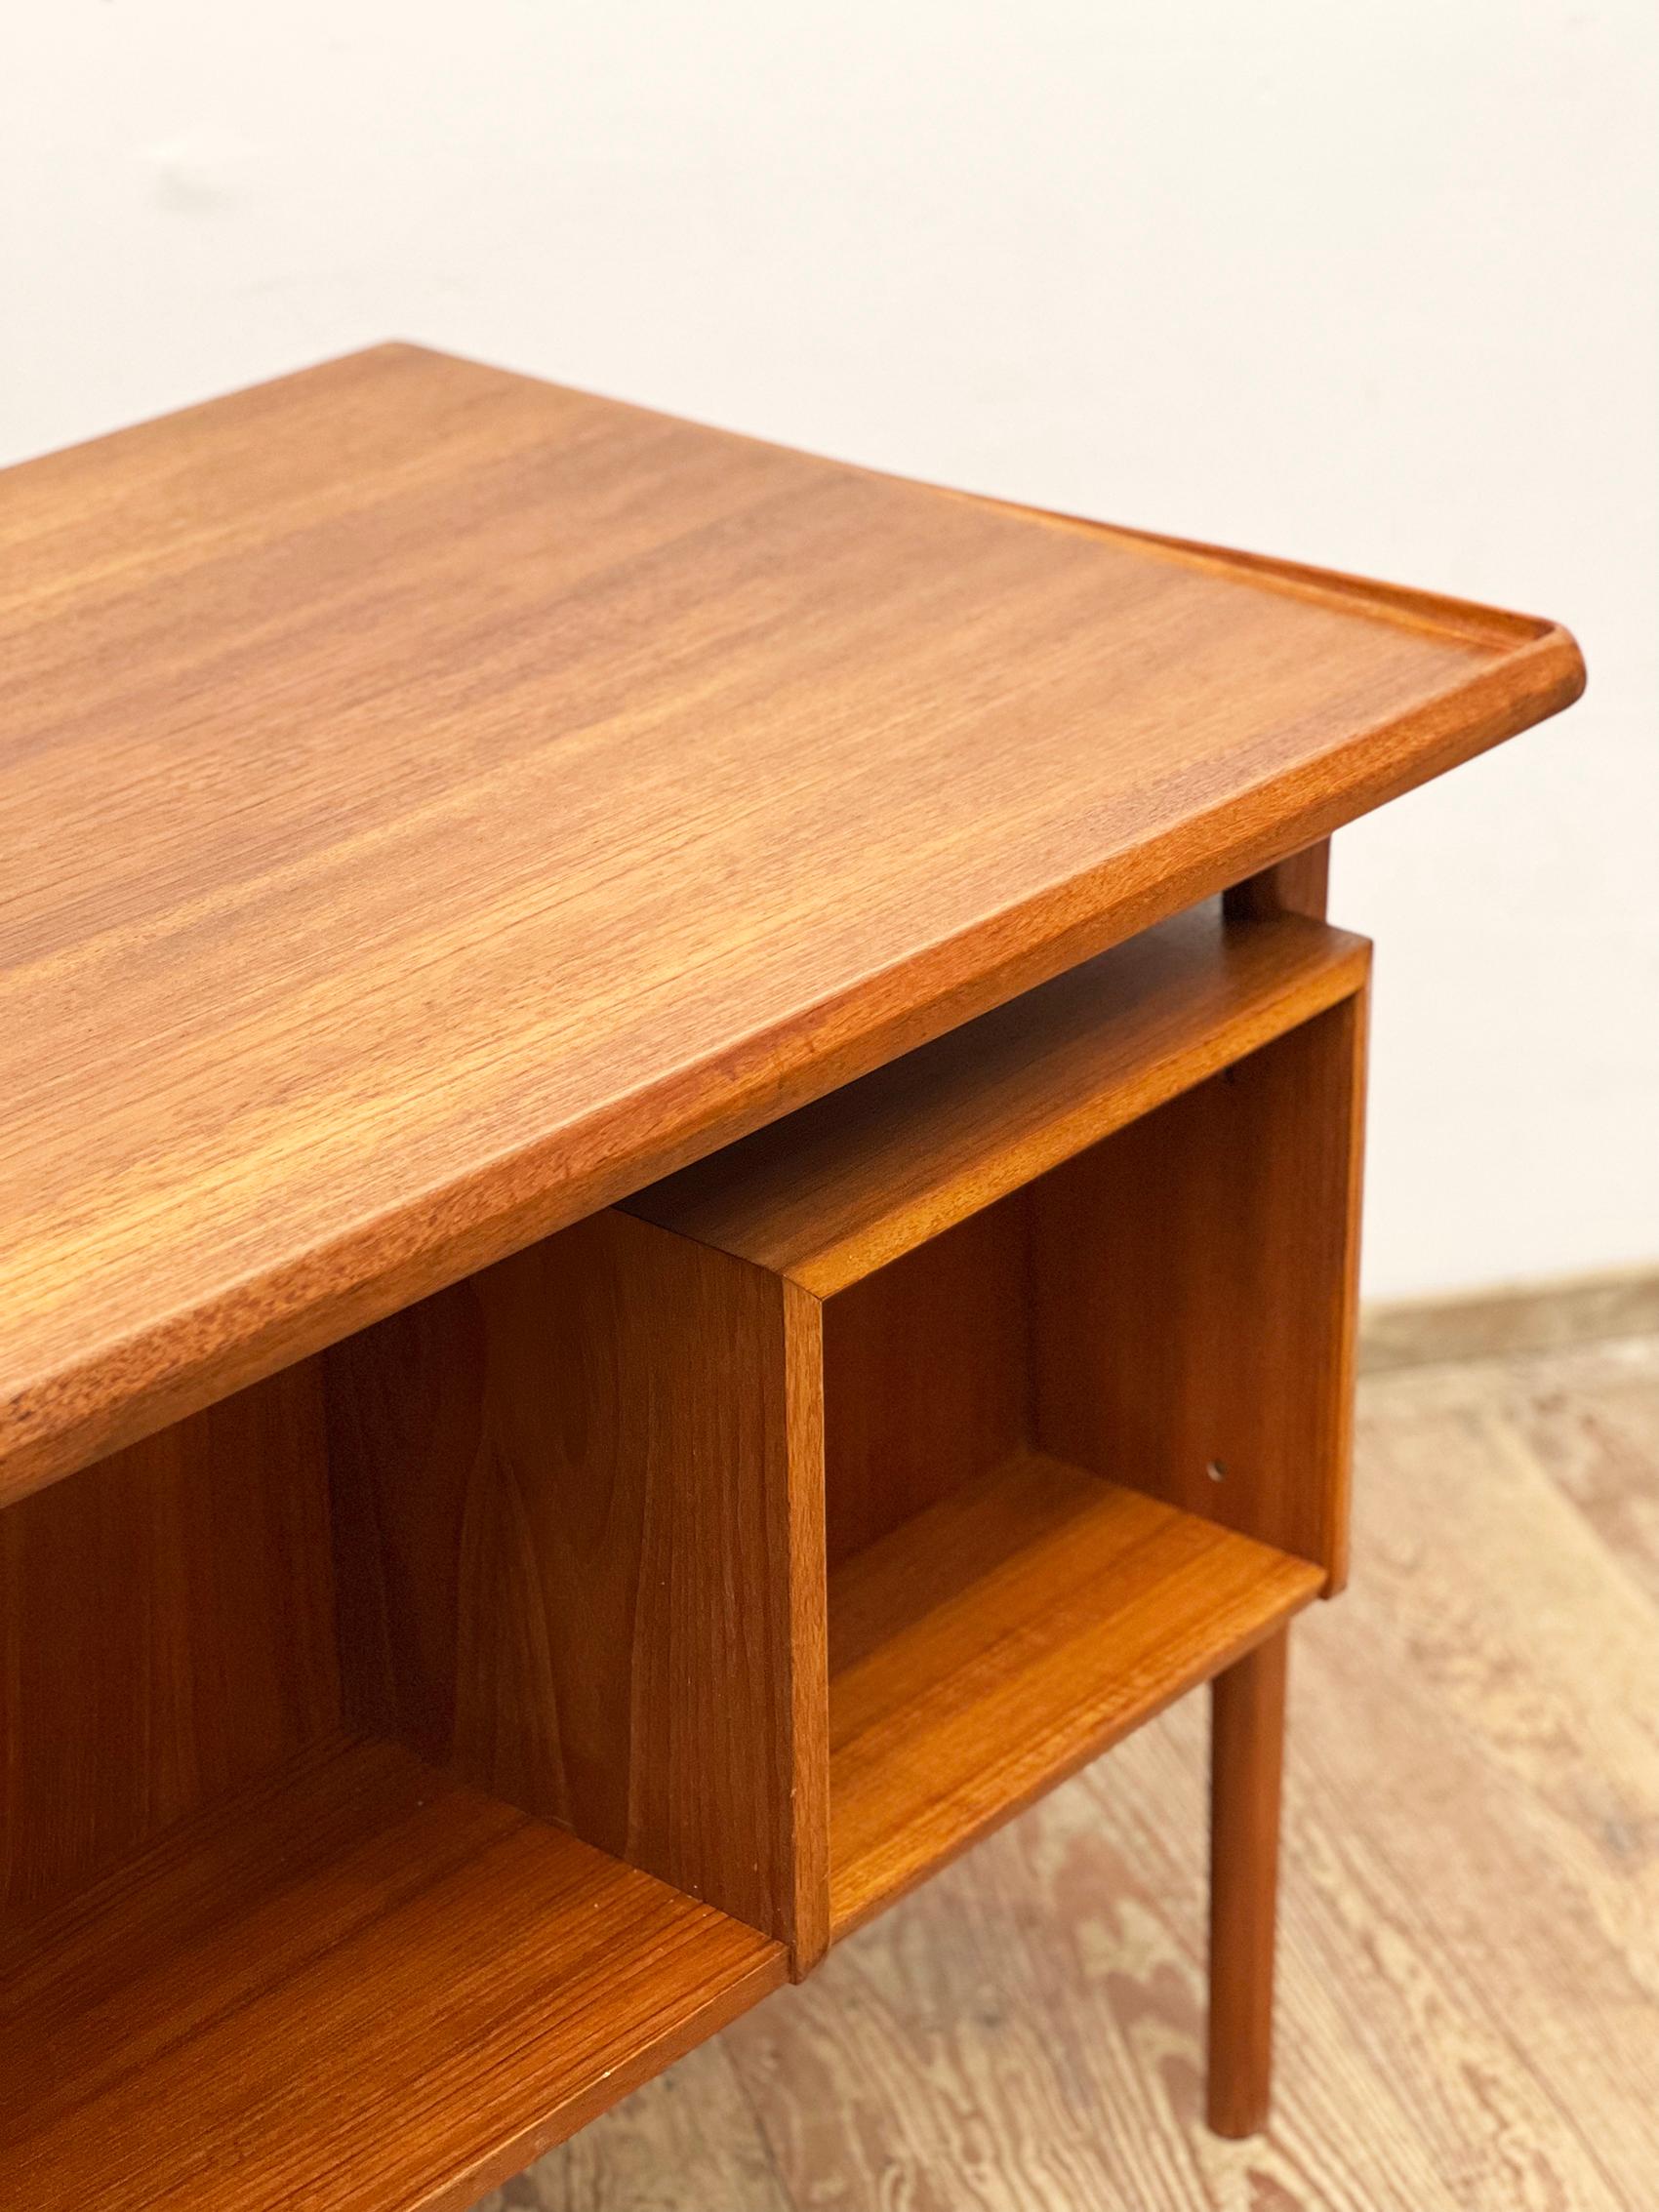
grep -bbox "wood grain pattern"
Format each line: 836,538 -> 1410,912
1207,1627 -> 1289,2138
1510,1335 -> 1659,1606
1033,988 -> 1368,1584
0,1358 -> 337,1912
1224,839 -> 1331,921
822,1197 -> 1029,1568
471,2038 -> 796,2212
827,1451 -> 1320,1938
629,903 -> 1368,1295
326,1209 -> 829,1965
0,342 -> 1581,1505
0,1734 -> 786,2212
1360,1265 -> 1659,1373
505,1334 -> 1659,2212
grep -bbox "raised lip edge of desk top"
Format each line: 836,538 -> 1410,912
0,344 -> 1586,1508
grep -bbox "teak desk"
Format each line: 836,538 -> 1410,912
0,345 -> 1584,2209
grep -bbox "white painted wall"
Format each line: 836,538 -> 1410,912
5,2 -> 1655,1297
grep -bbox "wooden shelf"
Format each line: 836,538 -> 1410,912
629,904 -> 1369,1296
828,1452 -> 1323,1938
0,1736 -> 785,2212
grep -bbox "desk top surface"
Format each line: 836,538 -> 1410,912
0,342 -> 1582,1500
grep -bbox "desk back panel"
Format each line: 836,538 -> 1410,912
1033,993 -> 1368,1586
0,1360 -> 338,1912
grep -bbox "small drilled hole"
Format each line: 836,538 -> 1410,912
1206,1460 -> 1227,1484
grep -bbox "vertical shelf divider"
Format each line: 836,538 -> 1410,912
325,1208 -> 831,1969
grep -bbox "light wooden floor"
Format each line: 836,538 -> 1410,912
476,1334 -> 1659,2212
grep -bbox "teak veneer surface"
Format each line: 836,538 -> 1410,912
1207,1628 -> 1290,2137
0,1734 -> 785,2212
0,342 -> 1582,1500
326,1208 -> 830,1967
1032,987 -> 1369,1586
0,1355 -> 339,1913
628,904 -> 1368,1292
828,1451 -> 1322,1936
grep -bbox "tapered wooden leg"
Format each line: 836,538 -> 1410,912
1207,1625 -> 1289,2138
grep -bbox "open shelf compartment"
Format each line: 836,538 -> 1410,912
0,1735 -> 780,2212
0,1319 -> 791,2212
633,897 -> 1370,1939
829,1451 -> 1322,1935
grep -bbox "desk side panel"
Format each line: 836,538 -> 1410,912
325,1209 -> 830,1964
